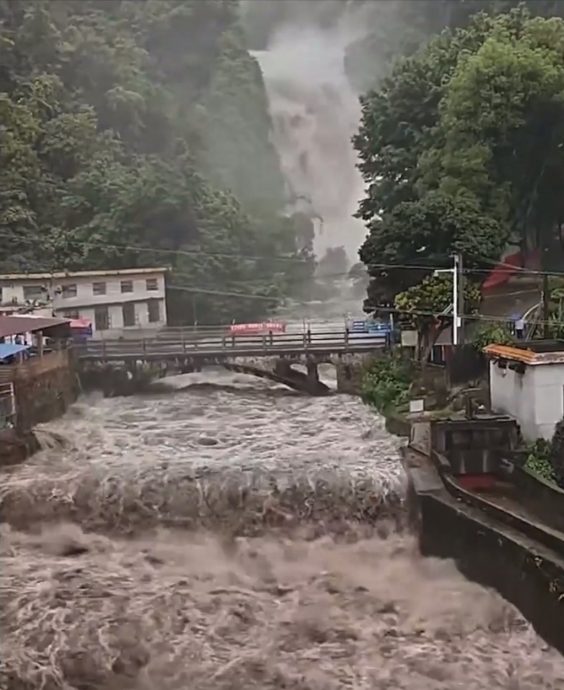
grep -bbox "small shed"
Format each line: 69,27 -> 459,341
484,340 -> 564,440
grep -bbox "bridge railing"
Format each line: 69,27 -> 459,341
79,329 -> 387,359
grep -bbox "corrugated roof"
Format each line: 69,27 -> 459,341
0,315 -> 71,339
483,343 -> 564,365
0,267 -> 168,281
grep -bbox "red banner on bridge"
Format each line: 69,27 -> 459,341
228,322 -> 286,335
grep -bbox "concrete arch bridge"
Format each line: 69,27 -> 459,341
78,328 -> 385,396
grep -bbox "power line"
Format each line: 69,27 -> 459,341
167,284 -> 279,301
4,227 -> 563,277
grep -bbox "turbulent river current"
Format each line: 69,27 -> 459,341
1,367 -> 564,689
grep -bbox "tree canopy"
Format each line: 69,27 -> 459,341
356,8 -> 564,334
0,0 -> 311,324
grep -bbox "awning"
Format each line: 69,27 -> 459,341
0,342 -> 30,361
0,315 -> 71,339
69,318 -> 92,329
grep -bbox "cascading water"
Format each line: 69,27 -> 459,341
254,20 -> 367,260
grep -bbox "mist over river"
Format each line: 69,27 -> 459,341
1,369 -> 564,689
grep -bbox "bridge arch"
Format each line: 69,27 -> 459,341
222,362 -> 330,395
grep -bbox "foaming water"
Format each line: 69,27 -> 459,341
1,372 -> 563,688
0,372 -> 403,533
2,525 -> 563,689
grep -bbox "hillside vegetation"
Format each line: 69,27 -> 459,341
0,0 -> 312,324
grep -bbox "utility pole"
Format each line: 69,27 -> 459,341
542,270 -> 550,339
456,253 -> 464,345
434,252 -> 463,347
452,254 -> 459,346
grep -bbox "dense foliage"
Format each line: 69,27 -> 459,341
394,275 -> 481,360
345,1 -> 564,92
550,418 -> 564,486
356,9 -> 564,343
361,354 -> 412,414
470,322 -> 515,352
0,0 -> 311,324
525,438 -> 556,483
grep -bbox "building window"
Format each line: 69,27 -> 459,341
23,285 -> 45,300
94,306 -> 109,331
62,310 -> 80,319
146,278 -> 158,291
92,281 -> 106,296
122,302 -> 135,327
147,299 -> 160,323
121,280 -> 133,293
62,284 -> 77,298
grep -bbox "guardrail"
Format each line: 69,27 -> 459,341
79,329 -> 387,360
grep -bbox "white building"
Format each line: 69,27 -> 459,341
0,268 -> 168,338
484,341 -> 564,440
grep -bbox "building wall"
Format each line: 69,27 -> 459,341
0,270 -> 167,338
489,360 -> 564,440
64,300 -> 166,339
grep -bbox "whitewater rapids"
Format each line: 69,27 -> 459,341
1,370 -> 563,689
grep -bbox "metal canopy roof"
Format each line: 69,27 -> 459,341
0,315 -> 71,339
0,342 -> 30,360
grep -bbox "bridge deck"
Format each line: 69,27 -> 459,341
79,330 -> 386,362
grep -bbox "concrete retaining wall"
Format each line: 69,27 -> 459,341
415,490 -> 564,654
12,351 -> 79,430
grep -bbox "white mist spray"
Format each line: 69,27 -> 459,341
254,14 -> 368,261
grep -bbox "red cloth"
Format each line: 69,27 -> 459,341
482,251 -> 522,290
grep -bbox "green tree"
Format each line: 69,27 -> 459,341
356,10 -> 564,332
426,12 -> 564,253
358,190 -> 505,308
394,274 -> 481,362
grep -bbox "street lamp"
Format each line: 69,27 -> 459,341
433,254 -> 462,346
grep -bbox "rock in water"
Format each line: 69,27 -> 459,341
198,435 -> 219,446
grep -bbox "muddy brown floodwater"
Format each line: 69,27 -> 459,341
1,369 -> 563,689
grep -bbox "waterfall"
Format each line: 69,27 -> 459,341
254,20 -> 367,261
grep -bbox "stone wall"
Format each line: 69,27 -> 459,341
12,351 -> 79,430
335,353 -> 379,394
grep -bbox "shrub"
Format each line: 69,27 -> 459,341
525,438 -> 555,483
361,354 -> 412,414
470,322 -> 514,352
550,418 -> 564,486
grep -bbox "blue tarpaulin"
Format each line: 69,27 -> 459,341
0,342 -> 30,361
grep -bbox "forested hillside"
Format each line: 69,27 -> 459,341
0,0 -> 311,324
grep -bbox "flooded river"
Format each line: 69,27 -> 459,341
1,369 -> 563,689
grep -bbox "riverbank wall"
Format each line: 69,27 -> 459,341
13,350 -> 79,429
0,350 -> 79,465
403,443 -> 564,654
